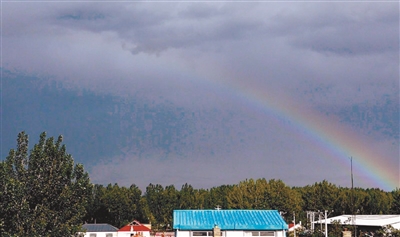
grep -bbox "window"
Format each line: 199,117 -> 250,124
244,232 -> 274,237
260,232 -> 274,236
191,231 -> 225,237
89,234 -> 97,237
106,234 -> 113,237
192,231 -> 213,236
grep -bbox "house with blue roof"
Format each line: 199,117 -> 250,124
173,210 -> 288,237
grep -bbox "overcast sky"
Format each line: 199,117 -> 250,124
2,1 -> 399,191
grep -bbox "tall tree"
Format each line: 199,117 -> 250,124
300,180 -> 338,212
264,179 -> 302,221
204,185 -> 233,209
127,184 -> 147,223
0,132 -> 92,236
390,188 -> 400,214
178,183 -> 199,209
144,183 -> 166,230
361,188 -> 391,214
84,184 -> 108,224
227,178 -> 265,209
162,185 -> 179,229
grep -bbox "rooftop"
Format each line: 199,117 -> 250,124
82,223 -> 119,232
173,210 -> 288,230
313,215 -> 400,229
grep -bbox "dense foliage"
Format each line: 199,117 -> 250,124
0,132 -> 92,236
84,179 -> 399,230
1,132 -> 399,236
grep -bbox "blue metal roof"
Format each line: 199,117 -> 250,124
82,223 -> 119,232
173,210 -> 288,230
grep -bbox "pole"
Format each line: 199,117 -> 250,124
311,212 -> 314,232
293,212 -> 296,237
325,210 -> 328,237
350,157 -> 356,237
320,212 -> 322,232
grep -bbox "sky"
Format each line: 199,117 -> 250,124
1,1 -> 399,192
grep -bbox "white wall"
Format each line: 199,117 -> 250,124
118,231 -> 151,237
175,231 -> 191,237
275,230 -> 286,237
225,231 -> 245,237
176,230 -> 286,237
81,231 -> 118,237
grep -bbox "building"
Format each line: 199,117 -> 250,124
288,223 -> 303,232
118,220 -> 152,237
173,210 -> 288,237
80,223 -> 119,237
155,232 -> 175,237
313,215 -> 400,231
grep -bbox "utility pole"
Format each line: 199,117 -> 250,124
350,157 -> 356,237
324,210 -> 328,237
310,211 -> 315,232
293,212 -> 296,237
320,211 -> 323,233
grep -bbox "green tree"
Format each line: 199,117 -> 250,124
85,183 -> 145,228
0,131 -> 92,236
390,188 -> 400,214
375,225 -> 400,237
329,220 -> 342,237
144,183 -> 166,230
162,185 -> 179,229
227,178 -> 268,209
300,180 -> 339,213
264,179 -> 302,221
127,184 -> 147,223
102,184 -> 131,227
332,188 -> 352,215
178,183 -> 198,209
204,185 -> 233,209
362,188 -> 392,214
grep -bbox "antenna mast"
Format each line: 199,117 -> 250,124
350,157 -> 356,237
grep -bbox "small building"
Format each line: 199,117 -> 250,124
313,215 -> 400,231
173,210 -> 288,237
155,232 -> 175,237
80,223 -> 119,237
118,220 -> 152,237
288,222 -> 303,232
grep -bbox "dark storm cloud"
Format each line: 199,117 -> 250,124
49,3 -> 265,54
2,2 -> 399,190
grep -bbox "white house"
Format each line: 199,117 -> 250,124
81,223 -> 119,237
173,210 -> 288,237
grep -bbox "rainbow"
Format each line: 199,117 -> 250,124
229,82 -> 398,191
190,67 -> 399,191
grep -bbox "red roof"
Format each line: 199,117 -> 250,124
288,223 -> 294,228
119,220 -> 151,232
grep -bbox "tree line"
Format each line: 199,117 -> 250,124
85,180 -> 400,229
1,132 -> 399,236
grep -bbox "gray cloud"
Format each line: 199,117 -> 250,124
2,2 -> 398,190
270,3 -> 399,55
